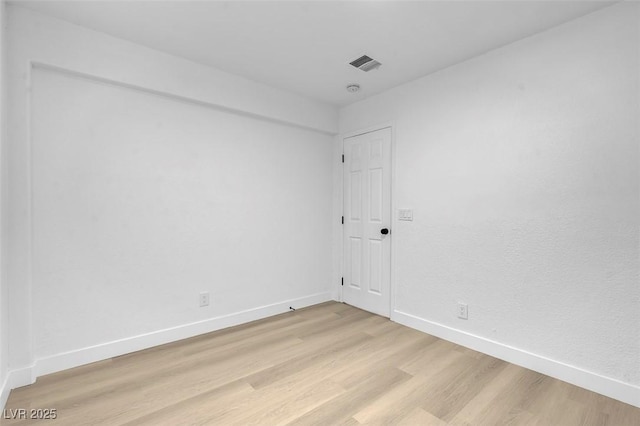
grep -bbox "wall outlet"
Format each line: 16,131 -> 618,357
457,302 -> 468,320
199,292 -> 210,307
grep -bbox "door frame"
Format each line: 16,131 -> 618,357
340,122 -> 396,318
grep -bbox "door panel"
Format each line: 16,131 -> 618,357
343,127 -> 392,317
369,240 -> 382,294
369,168 -> 383,222
350,237 -> 362,288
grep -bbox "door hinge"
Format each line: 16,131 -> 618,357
341,154 -> 344,163
341,277 -> 344,286
341,216 -> 344,224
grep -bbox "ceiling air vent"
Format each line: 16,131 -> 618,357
349,55 -> 382,72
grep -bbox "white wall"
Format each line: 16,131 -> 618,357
0,0 -> 9,410
6,5 -> 336,387
339,2 -> 639,406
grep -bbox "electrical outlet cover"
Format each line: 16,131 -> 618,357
199,292 -> 210,307
457,302 -> 468,320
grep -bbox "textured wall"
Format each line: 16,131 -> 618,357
0,0 -> 8,403
339,2 -> 639,387
31,67 -> 333,358
7,6 -> 335,371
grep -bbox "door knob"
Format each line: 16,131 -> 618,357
381,228 -> 389,235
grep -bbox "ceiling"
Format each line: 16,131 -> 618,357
13,1 -> 616,106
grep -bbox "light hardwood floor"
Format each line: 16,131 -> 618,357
3,302 -> 639,425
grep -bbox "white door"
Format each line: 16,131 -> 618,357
343,127 -> 392,317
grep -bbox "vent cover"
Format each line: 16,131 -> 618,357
349,55 -> 382,72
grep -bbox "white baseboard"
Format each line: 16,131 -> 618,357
2,292 -> 331,407
8,298 -> 634,410
0,374 -> 10,411
1,366 -> 36,409
392,309 -> 640,408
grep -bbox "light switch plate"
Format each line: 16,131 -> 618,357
398,209 -> 413,221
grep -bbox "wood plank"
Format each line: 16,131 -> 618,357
4,302 -> 639,426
